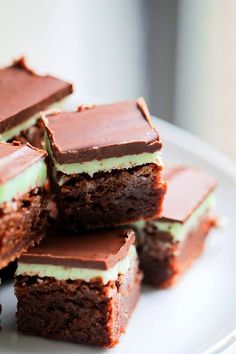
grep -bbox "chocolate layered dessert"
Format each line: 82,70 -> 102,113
0,58 -> 73,147
134,166 -> 217,288
15,228 -> 141,348
0,142 -> 49,269
42,98 -> 166,231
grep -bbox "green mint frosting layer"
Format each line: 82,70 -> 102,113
46,135 -> 163,180
0,159 -> 47,203
16,246 -> 137,284
56,152 -> 162,180
0,113 -> 39,142
0,100 -> 65,142
134,194 -> 215,242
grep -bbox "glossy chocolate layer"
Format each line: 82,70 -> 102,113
18,228 -> 135,270
161,166 -> 217,223
0,58 -> 73,133
43,98 -> 162,163
0,142 -> 47,184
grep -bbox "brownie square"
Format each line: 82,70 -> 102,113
15,228 -> 141,348
43,98 -> 166,231
0,58 -> 73,147
0,142 -> 49,269
135,166 -> 217,288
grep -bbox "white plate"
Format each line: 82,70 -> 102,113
0,115 -> 236,354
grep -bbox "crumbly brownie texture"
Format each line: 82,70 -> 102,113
8,119 -> 45,149
0,187 -> 49,269
15,261 -> 141,348
137,214 -> 216,288
55,164 -> 166,231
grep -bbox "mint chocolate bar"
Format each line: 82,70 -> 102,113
43,98 -> 166,231
0,142 -> 49,269
0,58 -> 72,147
15,227 -> 141,347
135,166 -> 217,288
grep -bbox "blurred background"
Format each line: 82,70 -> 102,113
0,0 -> 235,160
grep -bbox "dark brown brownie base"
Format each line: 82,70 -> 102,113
15,262 -> 141,348
55,163 -> 166,231
137,214 -> 216,288
0,187 -> 49,269
8,118 -> 45,149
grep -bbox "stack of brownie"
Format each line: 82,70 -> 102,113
0,58 -> 217,348
15,98 -> 167,347
0,59 -> 72,272
0,58 -> 73,328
